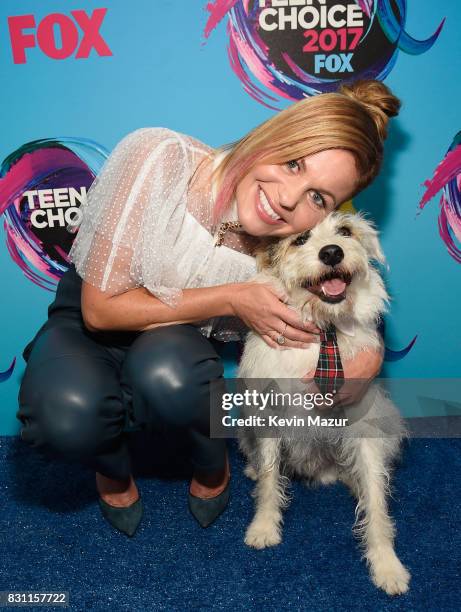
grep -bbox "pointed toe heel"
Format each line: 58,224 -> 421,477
98,496 -> 143,537
188,483 -> 230,528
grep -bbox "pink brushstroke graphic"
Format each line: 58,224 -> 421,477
204,0 -> 239,39
419,146 -> 461,209
418,134 -> 461,263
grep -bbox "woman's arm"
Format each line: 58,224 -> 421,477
301,341 -> 384,406
335,345 -> 384,406
82,281 -> 237,333
82,279 -> 321,345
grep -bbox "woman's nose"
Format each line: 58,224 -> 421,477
278,181 -> 304,209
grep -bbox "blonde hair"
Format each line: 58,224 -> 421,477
209,79 -> 401,225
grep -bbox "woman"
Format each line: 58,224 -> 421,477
17,79 -> 401,537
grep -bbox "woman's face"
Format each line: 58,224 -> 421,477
235,148 -> 360,237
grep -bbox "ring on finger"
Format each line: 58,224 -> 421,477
276,322 -> 288,345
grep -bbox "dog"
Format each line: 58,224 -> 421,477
237,211 -> 410,596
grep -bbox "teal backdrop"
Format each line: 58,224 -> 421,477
1,1 -> 460,434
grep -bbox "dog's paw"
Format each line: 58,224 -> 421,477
244,521 -> 281,549
244,464 -> 258,481
370,553 -> 411,595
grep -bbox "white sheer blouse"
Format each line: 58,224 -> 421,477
67,127 -> 261,342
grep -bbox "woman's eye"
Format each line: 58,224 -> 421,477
286,159 -> 300,171
309,190 -> 325,209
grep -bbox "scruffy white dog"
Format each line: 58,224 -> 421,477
237,212 -> 410,596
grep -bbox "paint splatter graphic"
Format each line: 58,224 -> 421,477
384,336 -> 417,362
0,358 -> 16,383
0,137 -> 108,291
0,137 -> 108,382
203,0 -> 445,109
418,132 -> 461,263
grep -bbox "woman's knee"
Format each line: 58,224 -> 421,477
18,357 -> 126,457
122,325 -> 224,428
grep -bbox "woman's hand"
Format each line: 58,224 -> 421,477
302,344 -> 385,406
230,281 -> 321,349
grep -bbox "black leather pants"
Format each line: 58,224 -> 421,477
17,318 -> 227,481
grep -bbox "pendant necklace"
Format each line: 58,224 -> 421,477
213,221 -> 243,247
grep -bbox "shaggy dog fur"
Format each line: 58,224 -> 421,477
237,212 -> 410,595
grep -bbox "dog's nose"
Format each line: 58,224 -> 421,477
318,244 -> 344,266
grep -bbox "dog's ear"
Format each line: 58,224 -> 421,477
352,214 -> 386,264
363,227 -> 386,264
254,237 -> 279,272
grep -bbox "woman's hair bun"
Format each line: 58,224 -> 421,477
338,79 -> 401,142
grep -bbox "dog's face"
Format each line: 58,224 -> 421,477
255,211 -> 388,323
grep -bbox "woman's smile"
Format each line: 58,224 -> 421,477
255,187 -> 285,225
235,148 -> 360,238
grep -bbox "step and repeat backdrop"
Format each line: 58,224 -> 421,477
0,1 -> 459,434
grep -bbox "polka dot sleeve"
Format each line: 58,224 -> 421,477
67,127 -> 190,307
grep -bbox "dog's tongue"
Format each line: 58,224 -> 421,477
321,278 -> 347,296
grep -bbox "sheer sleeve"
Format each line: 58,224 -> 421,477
67,127 -> 191,307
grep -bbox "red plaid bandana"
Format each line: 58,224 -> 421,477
314,325 -> 345,394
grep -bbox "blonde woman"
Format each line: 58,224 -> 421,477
17,79 -> 401,536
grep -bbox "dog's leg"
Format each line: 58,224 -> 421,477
352,439 -> 410,595
244,438 -> 287,549
238,434 -> 259,481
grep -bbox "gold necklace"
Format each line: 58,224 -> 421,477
213,221 -> 243,247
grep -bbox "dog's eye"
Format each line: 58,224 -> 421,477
337,226 -> 352,237
292,231 -> 311,246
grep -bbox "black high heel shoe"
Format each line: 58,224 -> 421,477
98,496 -> 143,537
188,481 -> 230,528
188,454 -> 231,528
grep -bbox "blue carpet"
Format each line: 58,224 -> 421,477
0,434 -> 460,611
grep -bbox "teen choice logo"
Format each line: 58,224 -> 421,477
0,137 -> 107,290
203,0 -> 445,109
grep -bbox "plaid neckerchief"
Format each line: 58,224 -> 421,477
314,325 -> 345,394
